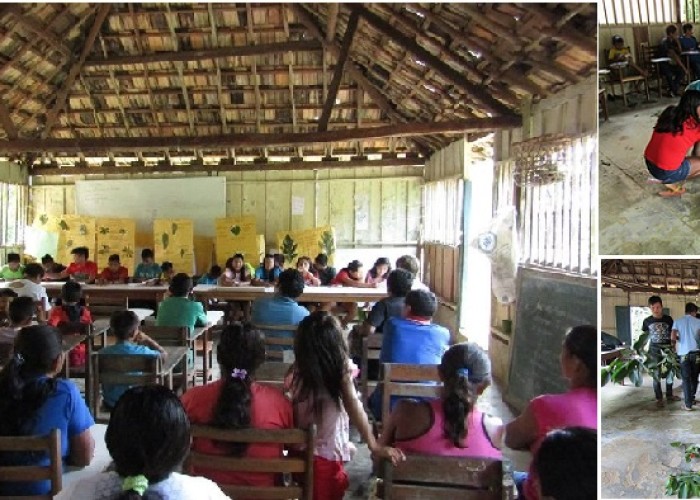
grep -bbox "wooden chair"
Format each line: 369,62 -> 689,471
0,428 -> 62,499
256,361 -> 292,390
380,454 -> 514,499
607,46 -> 650,107
252,324 -> 297,362
141,325 -> 190,388
187,425 -> 316,499
639,42 -> 668,97
90,352 -> 161,422
83,293 -> 128,318
381,363 -> 442,425
360,334 -> 383,407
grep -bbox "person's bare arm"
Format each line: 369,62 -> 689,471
358,321 -> 376,338
136,331 -> 166,356
483,414 -> 505,449
504,403 -> 539,450
68,429 -> 95,466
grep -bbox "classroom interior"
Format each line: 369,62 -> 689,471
599,0 -> 700,254
0,3 -> 598,498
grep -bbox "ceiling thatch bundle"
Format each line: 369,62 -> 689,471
0,3 -> 597,173
602,260 -> 700,294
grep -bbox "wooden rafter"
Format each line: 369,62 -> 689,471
31,157 -> 426,176
0,97 -> 17,139
42,4 -> 111,138
0,117 -> 521,154
164,4 -> 195,136
348,4 -> 516,118
318,10 -> 359,132
207,3 -> 228,135
326,4 -> 339,42
246,3 -> 265,158
3,4 -> 72,57
82,40 -> 322,67
129,3 -> 160,136
77,75 -> 104,137
99,36 -> 131,137
282,5 -> 302,158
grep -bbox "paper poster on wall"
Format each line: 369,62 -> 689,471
214,216 -> 258,265
291,196 -> 305,216
56,216 -> 96,266
153,219 -> 194,274
31,213 -> 62,234
95,218 -> 137,273
276,226 -> 336,266
355,193 -> 370,231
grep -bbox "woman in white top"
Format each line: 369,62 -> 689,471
72,385 -> 228,500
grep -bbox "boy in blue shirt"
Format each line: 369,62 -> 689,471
252,254 -> 282,285
133,248 -> 161,282
99,310 -> 165,409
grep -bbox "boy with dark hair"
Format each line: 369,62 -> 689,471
0,253 -> 23,280
313,253 -> 336,285
99,310 -> 166,409
252,254 -> 282,285
660,24 -> 688,97
0,288 -> 18,326
608,35 -> 648,77
643,295 -> 678,407
672,302 -> 700,410
0,297 -> 36,345
197,265 -> 222,285
7,263 -> 50,313
160,261 -> 175,284
99,254 -> 129,284
51,246 -> 98,283
134,248 -> 162,282
156,273 -> 208,331
47,281 -> 92,326
681,23 -> 700,78
396,254 -> 429,291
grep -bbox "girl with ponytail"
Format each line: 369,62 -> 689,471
0,325 -> 95,496
379,342 -> 503,458
72,385 -> 227,499
181,322 -> 293,488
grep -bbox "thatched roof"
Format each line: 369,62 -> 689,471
0,3 -> 597,172
602,260 -> 700,295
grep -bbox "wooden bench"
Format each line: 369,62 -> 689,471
380,454 -> 514,499
0,429 -> 62,499
382,363 -> 442,425
360,334 -> 383,407
187,425 -> 316,499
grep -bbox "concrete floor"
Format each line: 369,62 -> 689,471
601,378 -> 700,498
600,91 -> 700,255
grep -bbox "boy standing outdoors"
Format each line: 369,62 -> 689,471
672,302 -> 700,410
643,295 -> 679,407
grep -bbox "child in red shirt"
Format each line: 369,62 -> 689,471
50,246 -> 98,283
331,260 -> 378,328
47,281 -> 92,367
99,254 -> 129,284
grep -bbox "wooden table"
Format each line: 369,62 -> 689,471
44,282 -> 168,304
56,424 -> 111,499
158,345 -> 189,390
601,347 -> 627,365
194,284 -> 388,303
190,310 -> 225,385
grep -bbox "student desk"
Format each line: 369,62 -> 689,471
159,346 -> 189,390
56,424 -> 111,500
190,310 -> 225,385
44,282 -> 168,305
61,320 -> 111,409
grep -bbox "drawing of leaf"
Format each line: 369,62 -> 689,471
171,223 -> 178,235
39,214 -> 48,225
79,224 -> 88,236
118,228 -> 126,235
180,248 -> 185,258
66,239 -> 73,248
318,230 -> 335,256
162,233 -> 169,250
59,219 -> 69,231
122,246 -> 134,258
230,225 -> 241,236
280,234 -> 298,263
99,226 -> 109,235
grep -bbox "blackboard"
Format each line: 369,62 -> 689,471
504,267 -> 597,412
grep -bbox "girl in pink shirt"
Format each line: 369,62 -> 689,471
380,342 -> 502,459
289,312 -> 404,500
365,257 -> 391,285
505,325 -> 597,500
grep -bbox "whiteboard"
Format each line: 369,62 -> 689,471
75,178 -> 226,236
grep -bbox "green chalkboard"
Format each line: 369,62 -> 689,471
504,267 -> 597,412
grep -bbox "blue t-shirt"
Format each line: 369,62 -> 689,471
251,296 -> 309,349
254,266 -> 282,282
99,343 -> 161,408
673,315 -> 700,356
0,378 -> 94,496
134,262 -> 162,280
197,274 -> 219,285
379,317 -> 450,364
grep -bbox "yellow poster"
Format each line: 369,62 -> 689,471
154,219 -> 194,274
214,216 -> 259,265
56,216 -> 96,265
31,213 -> 61,234
276,226 -> 336,267
95,218 -> 137,273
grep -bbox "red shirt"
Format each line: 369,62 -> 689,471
181,380 -> 293,488
644,117 -> 700,170
331,269 -> 361,286
100,266 -> 129,283
47,305 -> 93,326
66,261 -> 98,282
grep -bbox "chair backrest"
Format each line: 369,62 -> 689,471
83,294 -> 127,318
0,428 -> 62,498
252,324 -> 297,361
382,363 -> 442,424
360,334 -> 383,405
255,361 -> 291,389
639,42 -> 660,70
90,352 -> 161,417
140,325 -> 189,345
188,425 -> 316,500
381,454 -> 509,500
56,321 -> 91,336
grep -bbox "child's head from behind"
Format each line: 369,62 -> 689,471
161,262 -> 174,278
106,385 -> 190,485
396,255 -> 419,278
404,289 -> 437,319
6,253 -> 20,270
314,253 -> 328,270
534,427 -> 597,500
61,281 -> 82,304
71,247 -> 89,263
108,254 -> 121,271
23,263 -> 45,282
293,312 -> 348,415
208,265 -> 222,279
438,343 -> 491,447
141,248 -> 154,264
387,269 -> 413,298
278,269 -> 304,298
110,310 -> 140,342
9,297 -> 36,326
13,325 -> 64,378
561,325 -> 596,388
169,273 -> 192,297
667,24 -> 678,37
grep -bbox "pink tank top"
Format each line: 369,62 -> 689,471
524,387 -> 598,500
395,400 -> 502,459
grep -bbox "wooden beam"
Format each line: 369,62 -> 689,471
83,40 -> 322,67
0,117 -> 521,154
42,5 -> 112,138
3,4 -> 72,57
318,10 -> 359,132
0,98 -> 17,139
246,3 -> 265,158
348,5 -> 516,117
326,4 -> 339,42
30,157 -> 426,176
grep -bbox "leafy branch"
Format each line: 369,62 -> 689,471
667,443 -> 700,498
601,332 -> 680,387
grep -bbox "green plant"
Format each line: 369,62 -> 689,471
667,443 -> 700,497
318,230 -> 335,256
601,332 -> 680,387
280,234 -> 298,264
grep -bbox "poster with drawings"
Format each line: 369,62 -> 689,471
214,216 -> 259,264
56,216 -> 96,265
95,218 -> 137,273
153,219 -> 194,274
